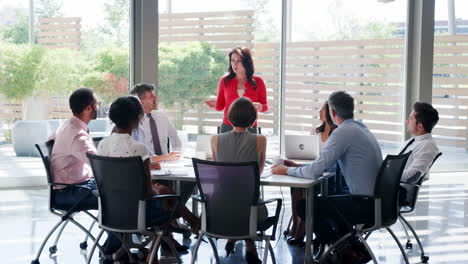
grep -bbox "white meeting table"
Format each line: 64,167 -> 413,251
152,159 -> 330,264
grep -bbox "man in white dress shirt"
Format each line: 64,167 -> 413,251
399,102 -> 440,184
130,83 -> 182,161
130,83 -> 196,206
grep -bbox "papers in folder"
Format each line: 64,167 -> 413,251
261,166 -> 274,178
151,168 -> 189,176
152,169 -> 171,176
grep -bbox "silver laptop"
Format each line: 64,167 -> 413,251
285,135 -> 320,160
195,135 -> 213,159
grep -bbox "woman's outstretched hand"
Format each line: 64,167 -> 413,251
204,99 -> 216,108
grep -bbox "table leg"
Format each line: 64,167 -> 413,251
305,186 -> 315,264
192,188 -> 199,217
175,180 -> 181,196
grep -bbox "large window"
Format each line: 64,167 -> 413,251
157,0 -> 281,157
0,0 -> 130,187
432,0 -> 468,171
285,0 -> 407,157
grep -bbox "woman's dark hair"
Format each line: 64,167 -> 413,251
413,102 -> 439,133
224,47 -> 257,89
227,97 -> 257,128
316,101 -> 338,136
69,88 -> 95,115
109,96 -> 144,130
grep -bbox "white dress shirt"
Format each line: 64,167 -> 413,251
399,133 -> 439,183
139,110 -> 182,155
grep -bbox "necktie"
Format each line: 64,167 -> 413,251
399,138 -> 415,155
147,113 -> 163,155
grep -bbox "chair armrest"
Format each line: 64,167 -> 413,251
256,198 -> 281,205
327,194 -> 372,199
147,194 -> 180,200
191,194 -> 204,202
326,194 -> 374,205
405,171 -> 423,185
256,198 -> 282,239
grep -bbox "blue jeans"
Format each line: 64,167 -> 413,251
53,179 -> 98,211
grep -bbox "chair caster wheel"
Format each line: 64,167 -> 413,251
405,242 -> 412,249
421,255 -> 429,263
49,245 -> 57,254
31,260 -> 40,264
79,241 -> 88,250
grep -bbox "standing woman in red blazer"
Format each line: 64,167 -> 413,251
205,47 -> 268,134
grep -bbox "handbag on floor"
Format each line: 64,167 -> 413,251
321,235 -> 371,264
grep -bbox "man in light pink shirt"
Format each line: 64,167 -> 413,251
50,88 -> 99,210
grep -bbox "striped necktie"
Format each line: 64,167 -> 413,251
147,113 -> 163,155
399,138 -> 415,155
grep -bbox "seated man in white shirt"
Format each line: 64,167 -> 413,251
130,83 -> 196,205
399,102 -> 440,184
130,83 -> 182,161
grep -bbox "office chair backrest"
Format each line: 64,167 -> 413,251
35,140 -> 56,185
45,139 -> 54,157
36,141 -> 57,212
192,158 -> 260,237
416,152 -> 442,186
373,152 -> 411,227
92,137 -> 104,148
87,153 -> 146,232
401,152 -> 442,211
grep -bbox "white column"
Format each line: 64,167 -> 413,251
402,0 -> 435,139
279,0 -> 289,155
130,0 -> 159,87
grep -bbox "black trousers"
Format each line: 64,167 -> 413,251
297,196 -> 373,244
180,181 -> 197,204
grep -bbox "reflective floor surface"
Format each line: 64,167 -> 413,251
1,172 -> 468,264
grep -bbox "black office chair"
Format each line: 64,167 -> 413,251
191,158 -> 282,264
31,141 -> 101,264
319,152 -> 412,264
86,153 -> 182,264
92,136 -> 104,148
394,152 -> 442,264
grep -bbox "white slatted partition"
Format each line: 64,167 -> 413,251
159,10 -> 255,53
38,17 -> 81,49
1,11 -> 467,149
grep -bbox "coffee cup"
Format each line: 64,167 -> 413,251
272,157 -> 284,166
195,151 -> 206,160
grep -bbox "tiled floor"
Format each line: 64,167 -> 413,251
1,172 -> 468,264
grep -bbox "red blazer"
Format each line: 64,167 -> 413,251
215,75 -> 268,126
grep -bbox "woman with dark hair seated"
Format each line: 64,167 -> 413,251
97,96 -> 200,258
287,101 -> 338,247
210,96 -> 267,264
